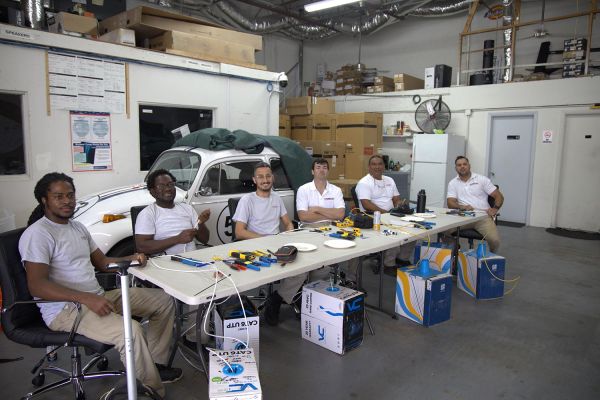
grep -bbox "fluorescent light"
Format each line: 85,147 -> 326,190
304,0 -> 361,13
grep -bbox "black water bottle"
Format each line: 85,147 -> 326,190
417,189 -> 426,213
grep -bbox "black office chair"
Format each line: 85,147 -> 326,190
0,228 -> 124,399
227,198 -> 240,242
130,205 -> 147,253
453,185 -> 500,249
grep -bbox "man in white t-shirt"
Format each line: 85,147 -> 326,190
296,158 -> 345,223
135,169 -> 210,256
19,173 -> 181,398
296,158 -> 358,281
356,155 -> 414,274
232,162 -> 295,326
447,156 -> 504,252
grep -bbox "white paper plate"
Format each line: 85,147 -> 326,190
323,239 -> 356,249
284,242 -> 317,252
399,216 -> 425,222
413,213 -> 436,219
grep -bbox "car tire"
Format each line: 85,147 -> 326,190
107,238 -> 135,257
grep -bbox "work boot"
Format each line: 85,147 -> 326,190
155,364 -> 183,383
264,291 -> 283,326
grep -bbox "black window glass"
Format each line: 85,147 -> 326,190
0,93 -> 25,175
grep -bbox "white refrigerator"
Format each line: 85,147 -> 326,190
410,134 -> 465,207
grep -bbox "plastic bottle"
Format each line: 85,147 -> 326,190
417,189 -> 426,213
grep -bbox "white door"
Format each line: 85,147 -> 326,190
555,114 -> 600,232
489,114 -> 535,224
410,162 -> 447,206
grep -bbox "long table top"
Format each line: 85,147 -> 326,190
130,207 -> 487,305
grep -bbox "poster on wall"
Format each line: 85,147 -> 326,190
70,111 -> 113,171
48,52 -> 126,114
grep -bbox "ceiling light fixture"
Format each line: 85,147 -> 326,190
304,0 -> 362,13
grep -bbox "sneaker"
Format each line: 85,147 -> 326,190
155,364 -> 183,383
264,291 -> 283,326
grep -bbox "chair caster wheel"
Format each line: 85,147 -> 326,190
32,372 -> 45,387
97,356 -> 109,371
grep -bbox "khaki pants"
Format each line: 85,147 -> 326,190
383,242 -> 415,267
457,216 -> 500,253
49,288 -> 175,397
277,274 -> 308,304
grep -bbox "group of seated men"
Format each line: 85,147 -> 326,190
17,154 -> 503,397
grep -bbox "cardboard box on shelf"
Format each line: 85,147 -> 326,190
312,98 -> 335,114
99,6 -> 262,50
343,147 -> 376,180
367,85 -> 394,93
311,114 -> 337,141
393,73 -> 425,90
286,97 -> 335,116
286,96 -> 312,116
316,141 -> 346,180
336,112 -> 383,147
98,28 -> 136,47
149,31 -> 256,65
279,114 -> 291,138
48,12 -> 98,36
374,76 -> 394,86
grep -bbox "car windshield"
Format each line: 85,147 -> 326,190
147,151 -> 201,191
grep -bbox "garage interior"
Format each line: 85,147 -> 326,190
0,1 -> 599,399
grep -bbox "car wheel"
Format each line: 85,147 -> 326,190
107,239 -> 135,257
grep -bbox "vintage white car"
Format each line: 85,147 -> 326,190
73,147 -> 296,256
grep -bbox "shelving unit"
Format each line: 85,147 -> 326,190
458,0 -> 599,84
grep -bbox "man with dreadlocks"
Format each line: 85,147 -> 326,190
19,172 -> 181,398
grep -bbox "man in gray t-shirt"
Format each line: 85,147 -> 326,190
232,162 -> 299,326
18,172 -> 181,397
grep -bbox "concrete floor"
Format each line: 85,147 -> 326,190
1,225 -> 599,399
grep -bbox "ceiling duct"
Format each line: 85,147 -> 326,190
139,0 -> 472,40
502,0 -> 514,82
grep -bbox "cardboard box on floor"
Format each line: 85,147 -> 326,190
312,114 -> 337,141
329,178 -> 360,200
291,115 -> 313,141
279,114 -> 291,138
336,112 -> 382,180
48,12 -> 98,36
286,97 -> 335,116
344,146 -> 377,180
99,6 -> 262,50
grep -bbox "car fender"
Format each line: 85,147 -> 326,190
86,217 -> 134,255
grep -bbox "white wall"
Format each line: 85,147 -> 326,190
256,0 -> 600,228
0,40 -> 279,228
328,76 -> 600,228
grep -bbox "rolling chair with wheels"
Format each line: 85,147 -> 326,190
453,185 -> 500,249
0,228 -> 124,400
